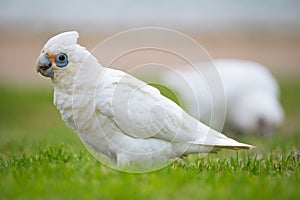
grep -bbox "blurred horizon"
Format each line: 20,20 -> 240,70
0,0 -> 299,85
1,0 -> 300,32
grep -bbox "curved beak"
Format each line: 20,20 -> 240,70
36,54 -> 54,77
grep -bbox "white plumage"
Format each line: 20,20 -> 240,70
36,31 -> 254,171
161,60 -> 284,136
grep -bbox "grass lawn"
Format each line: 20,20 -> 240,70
0,78 -> 299,200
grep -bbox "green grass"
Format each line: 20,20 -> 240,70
0,78 -> 299,200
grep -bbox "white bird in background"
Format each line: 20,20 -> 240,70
36,31 -> 254,171
161,59 -> 284,136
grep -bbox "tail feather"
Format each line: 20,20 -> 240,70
213,136 -> 255,150
190,127 -> 255,150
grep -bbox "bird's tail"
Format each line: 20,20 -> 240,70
189,127 -> 255,150
211,136 -> 255,150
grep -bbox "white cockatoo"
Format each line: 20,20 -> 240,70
36,31 -> 254,171
161,59 -> 284,136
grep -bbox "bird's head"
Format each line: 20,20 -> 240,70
229,92 -> 284,136
36,31 -> 91,85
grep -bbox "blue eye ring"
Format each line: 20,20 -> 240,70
55,53 -> 68,68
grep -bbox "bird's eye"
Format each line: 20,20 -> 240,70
55,53 -> 68,68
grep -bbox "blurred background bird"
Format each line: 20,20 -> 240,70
158,59 -> 284,136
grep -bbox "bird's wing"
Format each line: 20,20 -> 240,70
95,68 -> 196,143
95,68 -> 254,149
